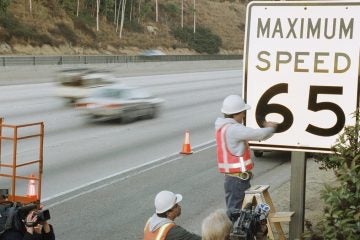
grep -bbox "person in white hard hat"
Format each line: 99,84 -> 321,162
143,190 -> 201,240
215,95 -> 278,219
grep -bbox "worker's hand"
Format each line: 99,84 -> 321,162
263,121 -> 278,130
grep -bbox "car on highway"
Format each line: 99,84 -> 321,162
54,68 -> 119,104
141,49 -> 166,56
75,84 -> 164,123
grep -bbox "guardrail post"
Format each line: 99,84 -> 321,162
33,56 -> 36,65
2,57 -> 5,67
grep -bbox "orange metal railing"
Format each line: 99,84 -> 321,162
0,118 -> 44,204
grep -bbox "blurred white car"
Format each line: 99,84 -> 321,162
75,84 -> 164,123
141,49 -> 166,56
55,68 -> 118,104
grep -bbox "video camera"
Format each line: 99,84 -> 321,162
17,203 -> 51,227
1,189 -> 51,234
229,203 -> 270,240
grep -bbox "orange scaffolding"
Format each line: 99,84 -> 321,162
0,118 -> 44,204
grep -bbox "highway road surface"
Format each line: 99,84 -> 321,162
45,147 -> 291,240
0,60 -> 292,239
0,60 -> 244,199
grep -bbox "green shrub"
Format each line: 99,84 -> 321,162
161,3 -> 180,17
320,164 -> 360,239
0,13 -> 36,41
0,0 -> 10,14
43,0 -> 63,17
32,33 -> 59,47
54,23 -> 78,45
77,12 -> 97,28
309,110 -> 360,239
172,26 -> 222,54
139,2 -> 152,22
125,21 -> 144,33
73,17 -> 97,39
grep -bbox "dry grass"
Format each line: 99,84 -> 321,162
2,0 -> 247,55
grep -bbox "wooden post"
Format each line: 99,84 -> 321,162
289,151 -> 306,239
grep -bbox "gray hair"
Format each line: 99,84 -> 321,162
202,209 -> 232,240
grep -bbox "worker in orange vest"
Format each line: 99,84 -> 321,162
215,95 -> 278,219
143,190 -> 201,240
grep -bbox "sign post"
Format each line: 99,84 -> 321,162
243,1 -> 360,238
290,151 -> 306,239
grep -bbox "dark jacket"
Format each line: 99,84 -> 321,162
146,213 -> 200,240
166,225 -> 201,240
0,225 -> 55,240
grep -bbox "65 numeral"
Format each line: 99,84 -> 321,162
255,83 -> 345,136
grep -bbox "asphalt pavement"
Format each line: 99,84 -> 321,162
44,145 -> 291,240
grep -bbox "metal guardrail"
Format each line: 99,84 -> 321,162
0,54 -> 242,67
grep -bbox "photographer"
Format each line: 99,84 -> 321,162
24,209 -> 55,240
0,198 -> 55,240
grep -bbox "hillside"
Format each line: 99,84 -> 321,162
0,0 -> 247,55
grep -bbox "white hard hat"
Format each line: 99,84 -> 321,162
221,95 -> 251,114
155,190 -> 183,214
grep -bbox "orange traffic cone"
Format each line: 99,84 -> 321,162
180,130 -> 193,154
27,174 -> 37,197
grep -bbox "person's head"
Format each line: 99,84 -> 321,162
221,95 -> 251,123
202,209 -> 232,240
154,190 -> 182,220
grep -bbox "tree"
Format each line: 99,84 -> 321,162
155,0 -> 158,22
0,0 -> 10,14
77,0 -> 80,16
119,0 -> 127,38
114,0 -> 117,24
29,0 -> 32,14
116,0 -> 121,32
193,0 -> 196,33
181,0 -> 184,28
96,0 -> 100,31
184,0 -> 197,33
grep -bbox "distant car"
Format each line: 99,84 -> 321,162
75,84 -> 164,123
55,68 -> 119,104
141,49 -> 166,56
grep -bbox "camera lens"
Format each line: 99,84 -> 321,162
36,209 -> 51,222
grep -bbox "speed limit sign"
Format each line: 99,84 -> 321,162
243,1 -> 360,153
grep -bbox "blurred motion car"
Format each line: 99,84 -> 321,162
55,68 -> 119,104
141,49 -> 166,56
75,84 -> 164,123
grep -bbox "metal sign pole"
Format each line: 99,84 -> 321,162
289,151 -> 306,239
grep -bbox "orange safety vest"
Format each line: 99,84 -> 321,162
216,124 -> 254,173
143,219 -> 175,240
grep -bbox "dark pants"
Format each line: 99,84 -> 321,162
224,175 -> 251,217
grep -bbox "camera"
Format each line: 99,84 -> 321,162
1,201 -> 51,233
229,203 -> 270,240
17,203 -> 51,227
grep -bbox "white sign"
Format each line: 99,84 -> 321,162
243,1 -> 360,152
